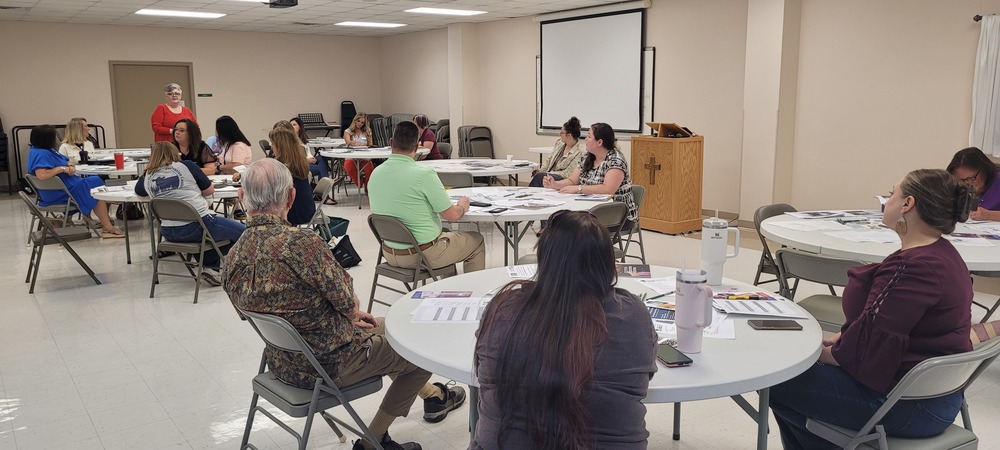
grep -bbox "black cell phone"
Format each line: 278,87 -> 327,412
656,344 -> 693,367
748,319 -> 803,331
469,201 -> 492,207
487,207 -> 509,214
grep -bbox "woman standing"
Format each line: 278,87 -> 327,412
947,147 -> 1000,221
472,210 -> 657,449
544,122 -> 638,229
172,119 -> 217,176
343,112 -> 375,190
151,83 -> 196,142
269,128 -> 316,226
27,125 -> 123,238
529,116 -> 586,187
769,169 -> 975,449
135,142 -> 245,283
58,117 -> 94,165
413,114 -> 442,160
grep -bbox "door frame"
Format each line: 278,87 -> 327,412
108,61 -> 196,146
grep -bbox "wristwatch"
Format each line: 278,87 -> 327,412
577,184 -> 583,194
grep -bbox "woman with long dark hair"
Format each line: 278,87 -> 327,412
214,115 -> 253,176
289,117 -> 330,179
947,147 -> 1000,221
472,210 -> 657,449
543,122 -> 638,230
269,128 -> 315,226
172,118 -> 217,176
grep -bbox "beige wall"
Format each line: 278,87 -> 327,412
378,28 -> 449,121
790,0 -> 990,210
0,20 -> 381,162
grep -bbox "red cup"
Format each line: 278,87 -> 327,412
114,152 -> 125,170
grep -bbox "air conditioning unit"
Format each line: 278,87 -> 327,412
269,0 -> 297,8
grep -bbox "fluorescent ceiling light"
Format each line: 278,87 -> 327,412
135,9 -> 225,18
335,21 -> 406,28
405,7 -> 486,16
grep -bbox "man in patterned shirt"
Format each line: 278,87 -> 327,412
223,159 -> 465,450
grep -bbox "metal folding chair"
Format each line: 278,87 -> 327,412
366,214 -> 457,313
148,198 -> 232,304
775,248 -> 866,332
754,203 -> 797,287
19,192 -> 100,293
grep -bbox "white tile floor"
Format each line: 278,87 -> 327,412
3,193 -> 1000,449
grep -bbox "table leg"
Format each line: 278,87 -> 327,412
122,203 -> 132,264
468,386 -> 479,435
148,210 -> 157,260
756,388 -> 770,450
673,402 -> 681,440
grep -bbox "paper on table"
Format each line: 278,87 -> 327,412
410,297 -> 490,323
637,277 -> 676,295
784,211 -> 846,219
944,236 -> 995,247
770,220 -> 851,232
712,298 -> 809,318
653,310 -> 734,339
824,230 -> 900,244
966,223 -> 1000,233
508,264 -> 537,278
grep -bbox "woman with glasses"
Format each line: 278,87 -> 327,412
172,119 -> 217,176
472,209 -> 657,449
543,122 -> 639,230
529,116 -> 586,187
59,117 -> 94,165
947,147 -> 1000,221
151,83 -> 197,143
343,112 -> 375,190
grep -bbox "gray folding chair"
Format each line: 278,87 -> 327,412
590,202 -> 629,251
259,139 -> 273,158
619,184 -> 647,263
20,192 -> 101,293
775,248 -> 866,332
25,174 -> 99,238
806,339 -> 1000,449
366,214 -> 457,313
754,203 -> 797,287
437,171 -> 474,189
970,271 -> 1000,323
306,177 -> 335,240
437,142 -> 453,159
148,198 -> 232,304
238,309 -> 385,450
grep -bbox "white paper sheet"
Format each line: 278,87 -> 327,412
508,264 -> 537,278
771,220 -> 851,232
410,297 -> 490,323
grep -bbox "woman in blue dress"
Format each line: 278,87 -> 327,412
27,125 -> 124,238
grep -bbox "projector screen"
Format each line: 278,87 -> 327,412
540,10 -> 644,133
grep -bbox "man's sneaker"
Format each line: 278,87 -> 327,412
423,381 -> 466,423
200,268 -> 222,287
351,433 -> 421,450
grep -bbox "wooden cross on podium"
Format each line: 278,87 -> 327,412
644,156 -> 662,185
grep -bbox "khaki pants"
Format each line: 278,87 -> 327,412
385,230 -> 486,273
334,319 -> 431,417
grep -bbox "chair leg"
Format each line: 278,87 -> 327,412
240,393 -> 261,449
636,227 -> 646,264
193,254 -> 204,305
28,243 -> 45,294
61,240 -> 101,285
975,298 -> 1000,323
673,402 -> 681,440
26,244 -> 39,283
150,247 -> 160,298
319,411 -> 347,443
367,273 -> 380,313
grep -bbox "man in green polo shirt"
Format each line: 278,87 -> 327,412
368,121 -> 486,273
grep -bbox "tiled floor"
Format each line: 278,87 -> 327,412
2,192 -> 999,449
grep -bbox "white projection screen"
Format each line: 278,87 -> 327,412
540,10 -> 644,133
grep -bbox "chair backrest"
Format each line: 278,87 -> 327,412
368,214 -> 421,248
774,248 -> 863,297
19,191 -> 54,226
590,202 -> 629,236
149,197 -> 204,223
259,139 -> 273,158
239,309 -> 339,388
437,171 -> 473,188
437,124 -> 450,144
754,203 -> 796,249
26,173 -> 71,193
855,339 -> 1000,437
631,184 -> 646,211
437,142 -> 453,159
313,176 -> 335,202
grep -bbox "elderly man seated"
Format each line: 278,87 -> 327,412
222,159 -> 465,450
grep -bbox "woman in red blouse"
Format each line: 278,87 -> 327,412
150,83 -> 196,142
769,169 -> 976,449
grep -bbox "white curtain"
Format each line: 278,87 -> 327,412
971,15 -> 1000,156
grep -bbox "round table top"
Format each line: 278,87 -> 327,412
418,158 -> 537,177
760,214 -> 1000,271
75,162 -> 140,177
90,148 -> 151,159
307,139 -> 347,149
90,179 -> 239,202
318,147 -> 429,159
385,265 -> 822,403
446,186 -> 608,222
528,146 -> 553,154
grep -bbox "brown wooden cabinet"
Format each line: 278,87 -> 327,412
630,135 -> 704,234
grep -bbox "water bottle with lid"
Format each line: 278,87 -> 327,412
700,217 -> 740,285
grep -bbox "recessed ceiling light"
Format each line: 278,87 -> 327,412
335,21 -> 406,28
135,8 -> 225,18
405,7 -> 486,16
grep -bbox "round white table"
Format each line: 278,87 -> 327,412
75,162 -> 140,177
89,148 -> 151,160
385,266 -> 822,449
91,179 -> 240,264
417,158 -> 537,185
307,139 -> 347,149
446,186 -> 607,264
528,146 -> 553,164
318,148 -> 430,209
760,215 -> 1000,271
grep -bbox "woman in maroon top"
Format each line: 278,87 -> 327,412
770,169 -> 975,449
413,114 -> 442,160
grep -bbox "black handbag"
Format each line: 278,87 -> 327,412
332,235 -> 362,268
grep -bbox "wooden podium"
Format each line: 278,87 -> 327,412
630,134 -> 704,234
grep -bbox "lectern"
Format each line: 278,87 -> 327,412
631,129 -> 704,234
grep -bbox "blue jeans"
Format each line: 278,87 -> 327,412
769,363 -> 964,450
160,215 -> 245,269
310,154 -> 330,179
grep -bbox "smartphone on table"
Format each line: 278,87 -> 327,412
656,344 -> 693,368
747,319 -> 803,331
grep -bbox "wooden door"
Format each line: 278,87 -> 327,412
109,62 -> 195,148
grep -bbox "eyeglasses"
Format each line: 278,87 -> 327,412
959,171 -> 980,183
168,92 -> 182,97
